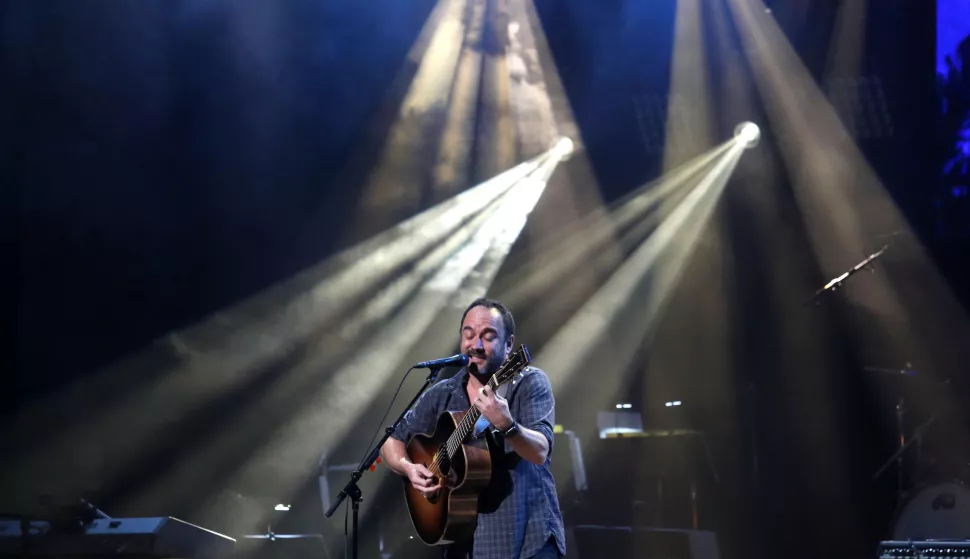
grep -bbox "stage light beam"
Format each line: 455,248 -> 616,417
540,140 -> 747,394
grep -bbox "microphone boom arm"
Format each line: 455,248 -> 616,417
804,244 -> 890,306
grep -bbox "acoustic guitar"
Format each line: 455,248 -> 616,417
403,344 -> 532,545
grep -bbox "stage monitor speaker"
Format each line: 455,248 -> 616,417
568,525 -> 720,559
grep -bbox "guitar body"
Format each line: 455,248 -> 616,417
405,410 -> 492,545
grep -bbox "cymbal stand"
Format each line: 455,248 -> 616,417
896,398 -> 905,497
872,410 -> 936,495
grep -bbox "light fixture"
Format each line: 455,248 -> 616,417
553,136 -> 575,159
734,121 -> 761,149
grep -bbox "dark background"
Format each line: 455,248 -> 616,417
4,1 -> 965,558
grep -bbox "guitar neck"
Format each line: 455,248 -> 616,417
444,376 -> 500,460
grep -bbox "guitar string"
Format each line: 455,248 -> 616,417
428,396 -> 479,476
429,382 -> 486,476
424,352 -> 526,479
426,373 -> 504,479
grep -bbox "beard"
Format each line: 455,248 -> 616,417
468,349 -> 506,378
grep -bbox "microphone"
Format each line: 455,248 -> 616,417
804,244 -> 890,306
413,354 -> 469,369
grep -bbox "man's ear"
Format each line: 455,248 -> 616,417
506,334 -> 515,352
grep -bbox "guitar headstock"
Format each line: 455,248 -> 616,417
490,344 -> 532,387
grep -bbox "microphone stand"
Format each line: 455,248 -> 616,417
803,244 -> 890,306
325,365 -> 444,559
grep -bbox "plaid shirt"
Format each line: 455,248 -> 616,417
391,366 -> 566,559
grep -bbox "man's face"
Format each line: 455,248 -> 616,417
460,305 -> 513,377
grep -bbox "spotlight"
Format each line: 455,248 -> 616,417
553,136 -> 575,159
734,122 -> 761,148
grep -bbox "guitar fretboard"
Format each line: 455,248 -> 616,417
444,375 -> 501,459
435,346 -> 530,465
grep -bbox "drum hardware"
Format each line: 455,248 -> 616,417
864,365 -> 969,540
889,480 -> 970,540
867,365 -> 952,493
239,530 -> 330,559
237,503 -> 331,559
241,532 -> 324,542
871,401 -> 939,538
871,403 -> 936,491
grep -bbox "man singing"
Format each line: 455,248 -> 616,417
381,298 -> 566,558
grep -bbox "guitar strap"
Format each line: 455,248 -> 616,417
495,377 -> 513,399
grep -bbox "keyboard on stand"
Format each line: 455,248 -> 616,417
0,517 -> 235,559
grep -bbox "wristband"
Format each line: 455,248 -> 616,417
501,421 -> 521,438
